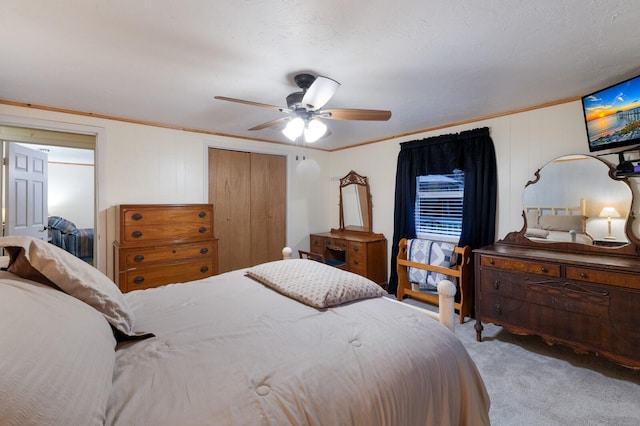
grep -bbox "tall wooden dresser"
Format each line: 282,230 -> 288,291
114,204 -> 218,292
310,231 -> 387,286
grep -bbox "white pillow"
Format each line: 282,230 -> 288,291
0,236 -> 135,335
0,274 -> 116,425
246,259 -> 387,308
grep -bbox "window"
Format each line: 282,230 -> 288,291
415,169 -> 464,243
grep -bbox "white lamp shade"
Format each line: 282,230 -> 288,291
599,207 -> 621,218
303,119 -> 327,143
282,117 -> 305,141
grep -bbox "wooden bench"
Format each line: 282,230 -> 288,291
396,238 -> 472,324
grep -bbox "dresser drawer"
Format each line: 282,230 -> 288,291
478,268 -> 527,299
118,204 -> 214,245
120,241 -> 217,267
477,292 -> 528,324
566,266 -> 640,290
121,258 -> 217,292
481,255 -> 560,277
121,204 -> 212,226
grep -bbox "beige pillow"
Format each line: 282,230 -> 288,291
525,228 -> 550,239
525,210 -> 541,229
0,275 -> 116,425
0,236 -> 135,335
246,259 -> 387,308
539,215 -> 586,233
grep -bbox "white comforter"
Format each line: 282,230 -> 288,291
107,269 -> 490,425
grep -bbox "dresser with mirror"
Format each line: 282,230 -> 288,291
309,170 -> 387,287
474,154 -> 640,368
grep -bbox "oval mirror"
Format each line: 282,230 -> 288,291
522,154 -> 632,248
338,170 -> 372,233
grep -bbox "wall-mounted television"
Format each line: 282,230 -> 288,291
581,73 -> 640,152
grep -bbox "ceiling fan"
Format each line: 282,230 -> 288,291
214,73 -> 392,143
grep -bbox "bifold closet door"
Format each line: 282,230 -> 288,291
208,148 -> 286,273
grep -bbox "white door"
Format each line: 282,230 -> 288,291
5,143 -> 48,240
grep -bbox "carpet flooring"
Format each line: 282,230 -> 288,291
396,298 -> 640,425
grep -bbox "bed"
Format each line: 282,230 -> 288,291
524,202 -> 593,244
47,215 -> 94,263
0,236 -> 490,426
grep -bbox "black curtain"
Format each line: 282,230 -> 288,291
387,127 -> 497,294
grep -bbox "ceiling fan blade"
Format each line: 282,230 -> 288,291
214,96 -> 286,112
322,108 -> 392,121
249,116 -> 290,131
302,76 -> 340,110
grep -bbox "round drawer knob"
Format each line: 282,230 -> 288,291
132,213 -> 143,220
493,280 -> 500,290
131,231 -> 142,239
133,276 -> 145,285
199,211 -> 207,218
580,272 -> 587,278
200,266 -> 209,273
488,259 -> 495,265
540,267 -> 548,273
199,227 -> 206,233
353,259 -> 359,265
495,304 -> 502,315
200,247 -> 209,254
133,254 -> 144,263
353,246 -> 359,252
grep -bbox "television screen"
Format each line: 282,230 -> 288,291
581,73 -> 640,152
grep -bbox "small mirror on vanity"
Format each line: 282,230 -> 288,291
337,170 -> 373,234
520,154 -> 635,250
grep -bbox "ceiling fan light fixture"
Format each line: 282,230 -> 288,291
303,119 -> 327,143
282,117 -> 305,141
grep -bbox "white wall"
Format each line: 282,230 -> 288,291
3,100 -> 638,279
0,104 -> 331,277
48,163 -> 95,229
329,101 -> 640,263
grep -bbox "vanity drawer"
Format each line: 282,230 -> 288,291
326,237 -> 348,252
310,235 -> 325,252
348,245 -> 367,275
481,255 -> 560,277
566,266 -> 640,290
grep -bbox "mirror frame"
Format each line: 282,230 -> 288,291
501,155 -> 640,257
336,170 -> 374,234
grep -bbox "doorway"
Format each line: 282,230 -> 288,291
1,126 -> 95,259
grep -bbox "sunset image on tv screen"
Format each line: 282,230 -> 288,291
582,74 -> 640,151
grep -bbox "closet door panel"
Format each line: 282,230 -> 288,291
208,149 -> 251,272
250,153 -> 286,265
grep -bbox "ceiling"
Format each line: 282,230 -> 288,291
1,1 -> 639,151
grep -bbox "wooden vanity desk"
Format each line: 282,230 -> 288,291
310,231 -> 387,286
309,170 -> 388,287
474,154 -> 640,369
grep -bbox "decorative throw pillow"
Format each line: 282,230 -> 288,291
407,239 -> 457,291
246,259 -> 386,308
0,236 -> 136,336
